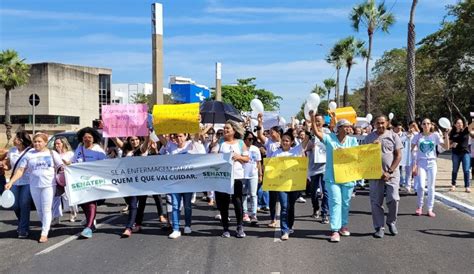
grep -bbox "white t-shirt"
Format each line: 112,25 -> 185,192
60,151 -> 75,163
19,149 -> 63,188
8,147 -> 31,186
264,138 -> 280,158
218,140 -> 248,179
165,140 -> 206,155
72,144 -> 107,163
412,133 -> 442,162
243,145 -> 262,178
271,144 -> 304,158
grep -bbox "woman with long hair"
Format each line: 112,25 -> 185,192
212,120 -> 249,238
242,131 -> 262,225
3,131 -> 33,238
411,118 -> 450,217
449,118 -> 471,193
270,130 -> 304,240
52,137 -> 76,224
5,133 -> 63,243
72,127 -> 106,239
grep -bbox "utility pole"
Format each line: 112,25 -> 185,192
215,62 -> 222,101
152,3 -> 164,105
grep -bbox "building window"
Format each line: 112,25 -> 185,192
0,115 -> 80,125
99,74 -> 111,119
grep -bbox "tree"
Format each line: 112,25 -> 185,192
323,78 -> 336,102
326,46 -> 344,106
0,49 -> 30,145
336,36 -> 367,107
350,0 -> 395,115
406,0 -> 418,123
219,78 -> 282,111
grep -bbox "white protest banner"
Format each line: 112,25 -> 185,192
65,153 -> 234,205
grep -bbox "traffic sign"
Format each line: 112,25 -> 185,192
29,94 -> 40,106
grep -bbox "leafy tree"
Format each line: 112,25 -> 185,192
218,78 -> 282,111
406,0 -> 418,122
350,0 -> 395,115
335,36 -> 367,107
130,92 -> 174,113
0,49 -> 30,145
326,46 -> 344,106
323,78 -> 336,102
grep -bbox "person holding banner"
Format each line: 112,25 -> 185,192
3,131 -> 33,238
311,113 -> 358,243
111,135 -> 150,238
364,116 -> 402,238
72,127 -> 107,239
256,113 -> 283,227
411,119 -> 450,217
159,132 -> 206,239
211,120 -> 249,238
306,113 -> 330,224
270,130 -> 304,240
5,133 -> 63,243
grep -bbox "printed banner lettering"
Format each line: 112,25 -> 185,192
333,143 -> 382,183
102,104 -> 148,137
152,103 -> 199,134
65,153 -> 234,205
262,157 -> 308,191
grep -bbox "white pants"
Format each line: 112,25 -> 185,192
30,186 -> 55,236
416,160 -> 437,211
52,196 -> 63,218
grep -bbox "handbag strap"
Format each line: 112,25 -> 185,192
10,147 -> 32,180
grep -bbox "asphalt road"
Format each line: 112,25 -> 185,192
0,191 -> 473,274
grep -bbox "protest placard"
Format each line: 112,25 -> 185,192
102,104 -> 148,137
64,153 -> 234,205
333,143 -> 382,183
152,103 -> 200,134
262,157 -> 308,191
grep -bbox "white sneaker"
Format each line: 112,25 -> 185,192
184,226 -> 192,234
169,231 -> 181,239
214,214 -> 222,220
296,197 -> 306,203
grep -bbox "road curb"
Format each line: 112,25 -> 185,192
435,192 -> 474,217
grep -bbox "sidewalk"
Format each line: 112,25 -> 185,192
435,153 -> 473,216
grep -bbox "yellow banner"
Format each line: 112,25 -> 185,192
333,143 -> 382,183
152,103 -> 200,134
262,157 -> 308,192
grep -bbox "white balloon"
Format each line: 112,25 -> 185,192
304,103 -> 311,121
366,113 -> 373,122
307,93 -> 320,108
279,117 -> 287,127
388,112 -> 394,120
1,190 -> 15,208
438,117 -> 451,129
328,101 -> 337,111
250,98 -> 264,113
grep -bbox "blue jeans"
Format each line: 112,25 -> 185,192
310,174 -> 328,216
11,184 -> 32,234
452,153 -> 471,187
327,181 -> 354,231
242,177 -> 258,216
257,183 -> 269,208
171,192 -> 192,231
279,191 -> 298,234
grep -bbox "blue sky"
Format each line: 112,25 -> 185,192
0,0 -> 457,120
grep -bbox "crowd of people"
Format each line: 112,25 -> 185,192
1,111 -> 473,243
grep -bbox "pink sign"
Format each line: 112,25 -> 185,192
102,104 -> 148,137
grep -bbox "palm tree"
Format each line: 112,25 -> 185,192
323,78 -> 336,103
350,0 -> 395,115
0,50 -> 30,145
407,0 -> 418,122
337,36 -> 367,107
326,48 -> 344,106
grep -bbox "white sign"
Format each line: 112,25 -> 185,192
65,153 -> 234,205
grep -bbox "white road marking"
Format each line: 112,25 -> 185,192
35,214 -> 122,256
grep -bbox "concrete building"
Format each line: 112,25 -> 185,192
0,62 -> 112,139
111,83 -> 170,104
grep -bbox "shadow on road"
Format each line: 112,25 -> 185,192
418,229 -> 474,239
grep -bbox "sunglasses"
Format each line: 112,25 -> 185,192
422,123 -> 431,125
